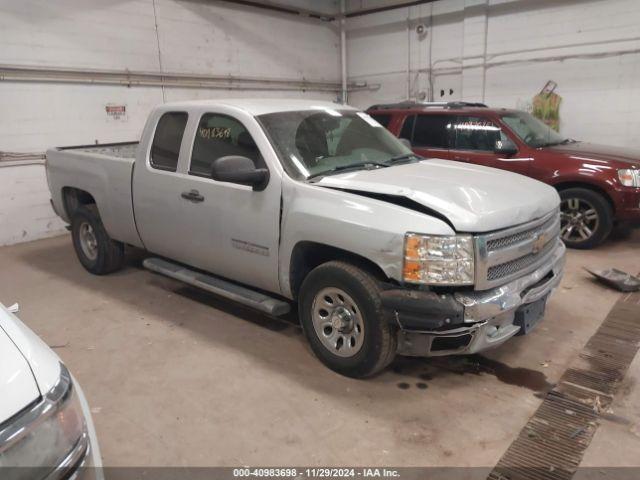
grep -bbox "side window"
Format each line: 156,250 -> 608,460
369,113 -> 391,128
452,116 -> 506,151
190,113 -> 263,177
412,114 -> 451,149
399,115 -> 415,141
150,112 -> 188,172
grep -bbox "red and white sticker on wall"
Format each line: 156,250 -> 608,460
105,104 -> 127,122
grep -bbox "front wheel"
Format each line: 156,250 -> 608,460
559,188 -> 613,249
298,261 -> 397,378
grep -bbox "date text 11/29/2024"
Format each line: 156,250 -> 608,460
233,468 -> 400,478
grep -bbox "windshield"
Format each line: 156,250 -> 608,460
257,109 -> 414,180
501,111 -> 567,148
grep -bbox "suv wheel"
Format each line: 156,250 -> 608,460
71,205 -> 125,274
299,261 -> 397,378
559,188 -> 613,249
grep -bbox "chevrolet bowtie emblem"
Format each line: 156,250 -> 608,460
532,233 -> 547,254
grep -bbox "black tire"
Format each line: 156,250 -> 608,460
71,205 -> 125,275
559,188 -> 613,249
298,261 -> 396,378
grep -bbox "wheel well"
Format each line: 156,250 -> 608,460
554,182 -> 615,213
289,241 -> 389,299
62,187 -> 96,218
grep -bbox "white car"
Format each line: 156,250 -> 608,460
0,302 -> 102,479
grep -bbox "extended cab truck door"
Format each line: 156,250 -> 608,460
133,110 -> 193,264
448,115 -> 532,177
133,106 -> 282,294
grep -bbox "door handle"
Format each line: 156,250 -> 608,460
453,156 -> 469,162
181,189 -> 205,203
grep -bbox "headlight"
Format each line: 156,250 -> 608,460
403,233 -> 475,285
0,364 -> 86,479
618,169 -> 640,187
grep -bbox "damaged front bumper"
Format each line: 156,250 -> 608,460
382,240 -> 566,357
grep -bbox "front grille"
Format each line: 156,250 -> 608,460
475,209 -> 561,290
486,213 -> 557,251
487,238 -> 556,281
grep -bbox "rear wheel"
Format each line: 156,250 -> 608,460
559,188 -> 613,249
71,205 -> 125,274
299,261 -> 396,378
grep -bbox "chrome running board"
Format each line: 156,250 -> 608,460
143,257 -> 291,316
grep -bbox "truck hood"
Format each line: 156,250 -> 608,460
315,159 -> 559,232
0,322 -> 40,422
545,142 -> 640,167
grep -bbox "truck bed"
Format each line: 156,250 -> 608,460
46,141 -> 143,248
58,141 -> 139,159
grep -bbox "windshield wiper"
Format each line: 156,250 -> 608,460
384,153 -> 421,165
307,161 -> 389,180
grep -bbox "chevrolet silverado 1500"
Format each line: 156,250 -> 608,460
46,99 -> 565,377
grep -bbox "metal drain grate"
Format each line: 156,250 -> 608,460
488,290 -> 640,480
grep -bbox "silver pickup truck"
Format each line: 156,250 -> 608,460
46,99 -> 565,377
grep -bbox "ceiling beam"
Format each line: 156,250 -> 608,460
217,0 -> 440,21
217,0 -> 335,21
344,1 -> 438,18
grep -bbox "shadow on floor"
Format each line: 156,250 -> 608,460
18,238 -> 554,397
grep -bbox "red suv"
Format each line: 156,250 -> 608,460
367,102 -> 640,248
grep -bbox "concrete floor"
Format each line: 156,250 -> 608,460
0,231 -> 639,468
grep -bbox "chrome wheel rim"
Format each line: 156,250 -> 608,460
560,197 -> 599,243
79,222 -> 98,261
311,287 -> 364,358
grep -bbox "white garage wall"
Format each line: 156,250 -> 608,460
4,0 -> 639,246
0,0 -> 341,153
346,0 -> 465,107
346,0 -> 640,148
0,0 -> 340,245
0,162 -> 67,246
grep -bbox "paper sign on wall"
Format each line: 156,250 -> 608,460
105,104 -> 128,122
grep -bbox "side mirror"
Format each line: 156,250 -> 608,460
211,156 -> 269,191
494,138 -> 518,156
398,138 -> 412,149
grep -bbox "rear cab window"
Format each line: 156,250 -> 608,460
190,113 -> 264,177
150,112 -> 188,172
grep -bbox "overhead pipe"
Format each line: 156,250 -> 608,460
218,0 -> 439,21
344,0 -> 438,18
357,44 -> 640,79
0,63 -> 357,92
217,0 -> 335,21
348,33 -> 640,80
428,34 -> 640,70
